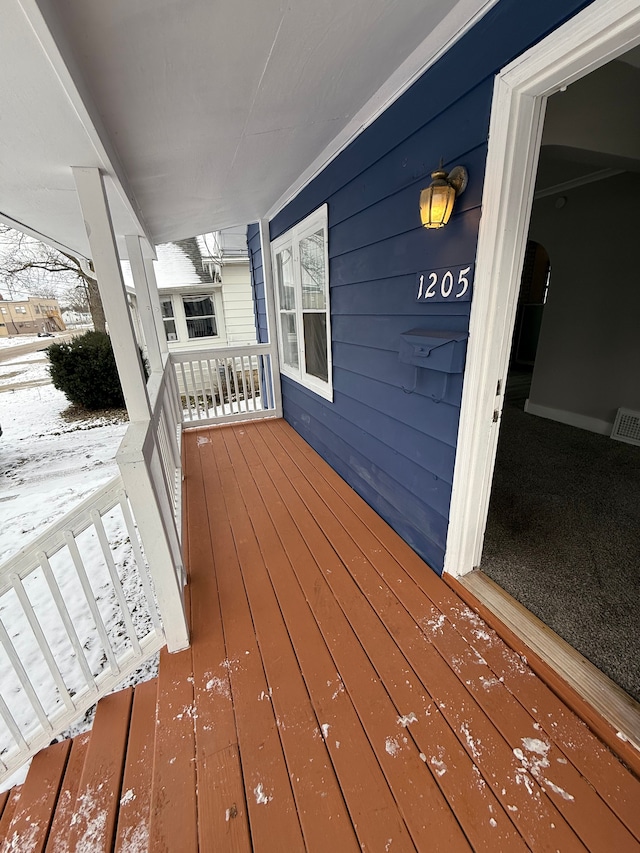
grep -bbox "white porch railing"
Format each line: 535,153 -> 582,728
0,476 -> 164,782
0,342 -> 279,782
171,344 -> 280,427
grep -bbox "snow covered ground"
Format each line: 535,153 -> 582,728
0,367 -> 128,563
0,347 -> 160,790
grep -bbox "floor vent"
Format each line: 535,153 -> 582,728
611,408 -> 640,446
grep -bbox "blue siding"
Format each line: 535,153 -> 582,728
247,223 -> 268,344
271,0 -> 593,573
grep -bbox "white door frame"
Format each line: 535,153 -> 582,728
444,0 -> 640,577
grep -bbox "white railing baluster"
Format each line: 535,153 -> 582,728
188,361 -> 200,419
117,492 -> 164,636
238,355 -> 250,411
11,575 -> 75,713
38,553 -> 97,692
179,362 -> 193,421
229,357 -> 241,410
205,358 -> 217,417
63,531 -> 120,676
0,694 -> 28,753
0,617 -> 52,734
215,358 -> 225,413
90,511 -> 142,657
198,360 -> 210,419
248,355 -> 257,411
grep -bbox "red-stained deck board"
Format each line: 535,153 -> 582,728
67,687 -> 133,853
0,786 -> 22,846
267,418 -> 640,842
0,793 -> 7,824
219,425 -> 472,852
149,641 -> 197,853
45,732 -> 90,853
114,679 -> 157,853
183,429 -> 251,852
0,739 -> 69,853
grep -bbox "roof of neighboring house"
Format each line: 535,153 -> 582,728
122,236 -> 217,292
154,239 -> 215,289
123,229 -> 248,292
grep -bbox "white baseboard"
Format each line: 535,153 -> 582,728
524,400 -> 612,436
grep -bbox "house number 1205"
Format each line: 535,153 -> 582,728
415,264 -> 474,303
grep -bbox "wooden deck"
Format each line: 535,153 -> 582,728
2,418 -> 640,851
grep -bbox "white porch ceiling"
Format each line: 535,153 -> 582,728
0,0 -> 496,258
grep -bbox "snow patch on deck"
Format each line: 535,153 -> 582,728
460,723 -> 483,761
254,783 -> 272,805
120,788 -> 135,806
385,737 -> 400,757
70,785 -> 108,853
420,613 -> 446,635
513,737 -> 574,801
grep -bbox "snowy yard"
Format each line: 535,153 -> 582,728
0,343 -> 161,789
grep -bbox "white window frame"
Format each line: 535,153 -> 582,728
271,204 -> 333,401
158,290 -> 224,345
181,293 -> 218,340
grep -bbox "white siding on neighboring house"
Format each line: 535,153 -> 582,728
220,260 -> 257,346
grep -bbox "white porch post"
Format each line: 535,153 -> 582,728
72,167 -> 150,423
144,257 -> 170,358
73,167 -> 189,651
125,234 -> 163,375
259,219 -> 283,418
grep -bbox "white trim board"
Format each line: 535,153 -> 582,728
524,400 -> 612,436
458,571 -> 640,753
444,0 -> 640,577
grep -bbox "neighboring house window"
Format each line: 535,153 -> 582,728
161,298 -> 178,341
182,295 -> 217,338
271,204 -> 332,400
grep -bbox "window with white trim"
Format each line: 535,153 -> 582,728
160,298 -> 178,341
272,205 -> 332,400
182,294 -> 217,339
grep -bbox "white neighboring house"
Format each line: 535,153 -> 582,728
124,226 -> 257,354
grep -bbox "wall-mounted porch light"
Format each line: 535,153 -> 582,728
419,164 -> 468,229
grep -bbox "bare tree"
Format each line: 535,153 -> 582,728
0,225 -> 106,332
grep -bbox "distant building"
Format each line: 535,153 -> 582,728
0,296 -> 65,337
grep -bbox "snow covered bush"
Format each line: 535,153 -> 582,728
47,330 -> 126,410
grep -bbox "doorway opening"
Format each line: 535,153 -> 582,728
483,51 -> 640,702
445,0 -> 640,749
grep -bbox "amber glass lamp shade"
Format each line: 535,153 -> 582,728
419,165 -> 468,229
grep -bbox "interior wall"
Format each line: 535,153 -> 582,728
526,172 -> 640,430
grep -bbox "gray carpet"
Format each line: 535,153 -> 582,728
481,400 -> 640,702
